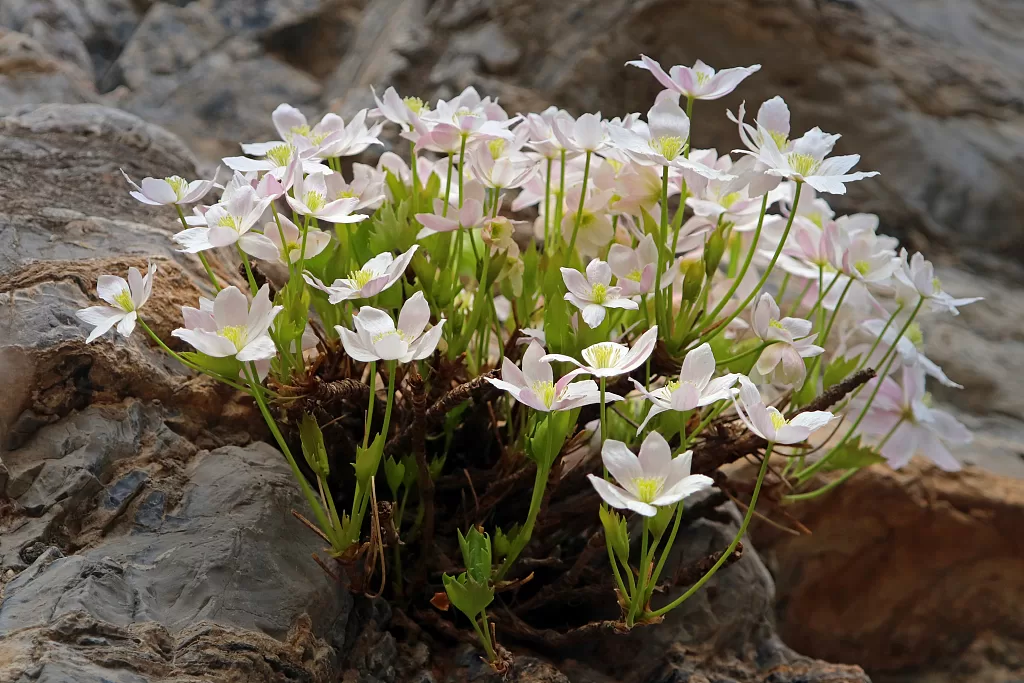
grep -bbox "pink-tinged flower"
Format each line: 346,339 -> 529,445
481,216 -> 522,257
325,163 -> 386,213
734,376 -> 835,444
608,234 -> 660,296
524,107 -> 577,158
750,293 -> 823,387
561,259 -> 639,328
486,341 -> 619,412
631,343 -> 741,433
172,285 -> 282,362
893,250 -> 982,315
224,138 -> 325,178
314,109 -> 384,158
850,319 -> 961,389
560,185 -> 616,257
542,326 -> 659,379
608,91 -> 735,181
853,365 -> 969,471
742,126 -> 878,195
336,291 -> 444,363
172,185 -> 274,255
286,171 -> 368,224
304,245 -> 418,304
628,54 -> 761,100
121,170 -> 217,206
415,182 -> 487,238
685,153 -> 770,222
836,231 -> 897,284
371,86 -> 428,129
587,432 -> 713,517
76,263 -> 156,343
254,215 -> 331,265
612,164 -> 671,217
552,112 -> 609,153
468,146 -> 536,190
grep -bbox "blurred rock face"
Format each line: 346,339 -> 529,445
4,0 -> 1023,268
2,1 -> 1024,682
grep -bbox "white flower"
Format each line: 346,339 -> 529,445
481,216 -> 521,257
486,341 -> 619,412
255,215 -> 332,265
304,245 -> 418,304
561,259 -> 639,328
750,293 -> 824,387
337,292 -> 444,363
172,285 -> 282,362
286,171 -> 368,224
608,234 -> 661,297
734,376 -> 834,444
631,343 -> 741,433
743,126 -> 878,195
224,139 -> 324,178
608,92 -> 735,180
850,319 -> 961,389
325,163 -> 386,213
730,97 -> 791,154
560,186 -> 616,257
587,432 -> 714,517
893,250 -> 982,315
552,112 -> 609,154
628,55 -> 761,101
314,109 -> 384,158
122,170 -> 217,206
372,86 -> 429,129
853,366 -> 969,471
415,182 -> 487,238
542,326 -> 659,379
76,263 -> 156,343
468,147 -> 536,190
172,185 -> 274,255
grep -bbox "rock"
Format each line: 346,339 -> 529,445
0,443 -> 351,682
0,29 -> 99,110
752,460 -> 1024,680
449,22 -> 521,74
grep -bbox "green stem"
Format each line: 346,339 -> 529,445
136,319 -> 251,394
457,134 -> 467,208
784,467 -> 860,502
442,152 -> 454,218
606,525 -> 631,601
647,443 -> 774,618
470,613 -> 497,663
237,244 -> 258,295
554,150 -> 567,244
362,360 -> 377,449
565,151 -> 593,257
654,166 -> 670,329
717,342 -> 771,367
702,183 -> 803,345
495,458 -> 551,580
543,157 -> 553,253
409,140 -> 419,218
645,502 -> 683,604
697,193 -> 769,332
381,360 -> 397,439
626,518 -> 650,627
176,205 -> 221,291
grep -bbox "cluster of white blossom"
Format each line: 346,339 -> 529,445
76,52 -> 979,648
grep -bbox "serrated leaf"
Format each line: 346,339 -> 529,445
824,354 -> 862,390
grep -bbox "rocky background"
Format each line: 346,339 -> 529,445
1,0 -> 1023,681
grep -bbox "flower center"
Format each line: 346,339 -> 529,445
854,259 -> 871,276
221,324 -> 247,351
787,152 -> 820,177
304,191 -> 326,212
633,477 -> 664,503
530,380 -> 557,409
768,318 -> 786,330
285,240 -> 302,260
584,342 -> 626,369
768,407 -> 788,431
403,96 -> 428,115
931,276 -> 942,295
289,124 -> 312,140
165,176 -> 188,199
590,283 -> 608,304
487,139 -> 506,159
768,130 -> 789,150
650,135 -> 685,161
372,329 -> 407,345
906,322 -> 923,349
694,71 -> 711,86
348,269 -> 375,290
113,289 -> 134,312
806,211 -> 824,229
266,143 -> 294,168
626,269 -> 644,283
217,214 -> 239,231
720,192 -> 741,209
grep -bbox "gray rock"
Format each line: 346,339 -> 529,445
0,29 -> 99,110
450,22 -> 521,74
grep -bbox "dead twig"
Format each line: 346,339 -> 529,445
386,371 -> 498,455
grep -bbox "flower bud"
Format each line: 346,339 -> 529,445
682,259 -> 704,303
704,229 -> 726,277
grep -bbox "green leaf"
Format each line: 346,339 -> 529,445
824,354 -> 862,390
299,413 -> 330,478
428,454 -> 447,480
353,433 -> 385,483
820,435 -> 885,471
649,503 -> 677,540
442,572 -> 494,619
383,456 -> 405,499
492,524 -> 520,561
180,352 -> 243,380
400,454 -> 419,488
457,527 -> 493,583
599,505 -> 629,565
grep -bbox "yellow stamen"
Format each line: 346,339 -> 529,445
530,380 -> 557,409
649,135 -> 685,161
266,143 -> 294,168
787,152 -> 819,177
221,324 -> 247,351
632,477 -> 665,503
113,289 -> 134,312
590,283 -> 608,305
165,176 -> 188,199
